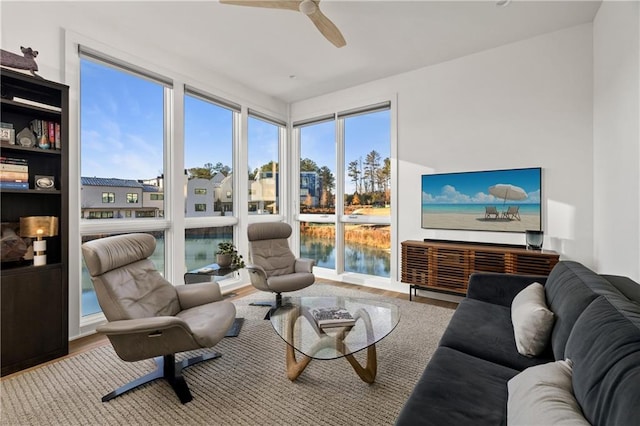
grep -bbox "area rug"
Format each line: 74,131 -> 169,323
0,283 -> 455,426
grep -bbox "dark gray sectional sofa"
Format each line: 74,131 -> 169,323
396,261 -> 640,426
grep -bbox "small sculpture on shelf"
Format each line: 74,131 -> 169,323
0,46 -> 40,78
16,127 -> 36,147
216,241 -> 245,269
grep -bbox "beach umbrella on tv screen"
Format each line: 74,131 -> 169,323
489,184 -> 527,204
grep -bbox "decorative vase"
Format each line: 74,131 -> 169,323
216,253 -> 232,267
525,230 -> 544,250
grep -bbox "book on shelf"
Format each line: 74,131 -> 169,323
27,120 -> 60,150
0,163 -> 28,172
0,157 -> 28,165
308,306 -> 356,328
0,181 -> 29,190
0,171 -> 28,182
54,123 -> 61,149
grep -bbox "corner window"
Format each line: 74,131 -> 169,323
296,103 -> 392,279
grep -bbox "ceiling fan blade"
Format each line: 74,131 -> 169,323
307,7 -> 346,48
219,0 -> 301,11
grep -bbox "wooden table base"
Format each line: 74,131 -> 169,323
284,307 -> 377,383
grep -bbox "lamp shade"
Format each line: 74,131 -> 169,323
19,216 -> 59,238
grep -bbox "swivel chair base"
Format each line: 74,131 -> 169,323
249,293 -> 283,319
102,351 -> 221,404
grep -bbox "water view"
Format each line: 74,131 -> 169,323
300,235 -> 390,277
82,228 -> 390,317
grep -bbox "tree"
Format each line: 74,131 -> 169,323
300,158 -> 318,172
318,165 -> 335,206
352,192 -> 361,206
188,162 -> 214,179
304,193 -> 313,209
378,157 -> 391,204
364,150 -> 381,194
347,159 -> 361,194
260,161 -> 279,174
320,189 -> 328,208
212,162 -> 231,176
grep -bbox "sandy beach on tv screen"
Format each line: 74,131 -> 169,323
422,212 -> 540,233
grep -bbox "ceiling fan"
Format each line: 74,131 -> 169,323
219,0 -> 347,48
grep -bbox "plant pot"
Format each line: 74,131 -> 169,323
216,253 -> 232,267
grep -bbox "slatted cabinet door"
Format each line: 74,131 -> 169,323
401,240 -> 559,299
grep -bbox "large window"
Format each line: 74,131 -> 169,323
184,90 -> 237,217
298,118 -> 337,269
80,51 -> 171,318
342,108 -> 391,277
296,103 -> 391,278
184,89 -> 240,271
80,57 -> 166,220
248,112 -> 285,215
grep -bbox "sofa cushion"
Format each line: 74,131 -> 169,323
439,298 -> 552,371
507,359 -> 589,425
511,282 -> 555,357
396,346 -> 519,426
565,296 -> 640,426
544,261 -> 623,359
601,274 -> 640,302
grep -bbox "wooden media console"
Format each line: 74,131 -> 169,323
401,240 -> 560,299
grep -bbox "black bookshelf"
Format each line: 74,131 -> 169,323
1,69 -> 69,376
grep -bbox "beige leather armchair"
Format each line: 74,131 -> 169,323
247,222 -> 315,317
82,233 -> 236,404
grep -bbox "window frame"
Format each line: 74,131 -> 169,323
78,49 -> 174,325
293,100 -> 396,282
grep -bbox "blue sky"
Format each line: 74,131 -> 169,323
301,110 -> 390,194
81,58 -> 389,192
422,168 -> 541,204
81,59 -> 164,180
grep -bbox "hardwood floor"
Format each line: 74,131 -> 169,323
4,281 -> 457,380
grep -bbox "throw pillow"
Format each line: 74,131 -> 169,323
507,359 -> 590,425
511,282 -> 555,356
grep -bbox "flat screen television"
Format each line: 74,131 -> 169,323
421,167 -> 541,233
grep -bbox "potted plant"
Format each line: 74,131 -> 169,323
216,241 -> 245,269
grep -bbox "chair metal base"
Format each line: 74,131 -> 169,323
249,293 -> 282,319
102,351 -> 222,404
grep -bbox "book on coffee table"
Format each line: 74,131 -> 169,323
309,306 -> 356,328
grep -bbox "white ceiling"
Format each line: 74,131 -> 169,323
66,0 -> 601,103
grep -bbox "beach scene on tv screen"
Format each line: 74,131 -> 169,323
421,168 -> 541,233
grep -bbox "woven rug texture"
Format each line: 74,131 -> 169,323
1,283 -> 454,426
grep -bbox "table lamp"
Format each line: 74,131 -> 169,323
20,216 -> 58,266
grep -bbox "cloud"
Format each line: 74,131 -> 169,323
424,185 -> 474,203
526,189 -> 541,203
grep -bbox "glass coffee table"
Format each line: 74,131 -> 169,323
270,296 -> 400,383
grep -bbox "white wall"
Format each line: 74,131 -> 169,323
292,24 -> 595,289
593,1 -> 640,282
